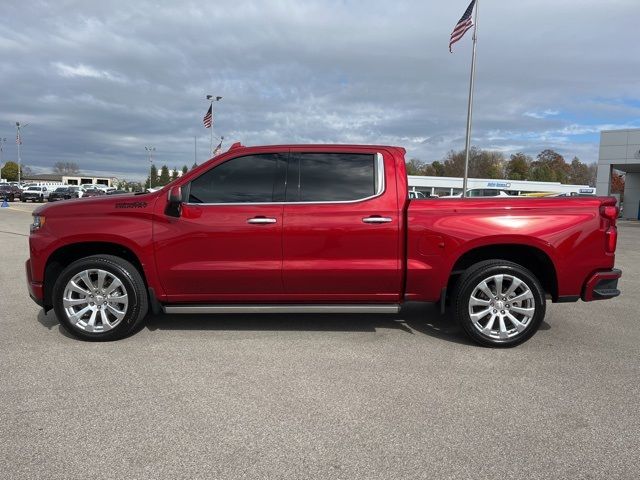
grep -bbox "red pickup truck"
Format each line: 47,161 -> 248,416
26,143 -> 621,346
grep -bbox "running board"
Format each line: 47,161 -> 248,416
162,304 -> 401,315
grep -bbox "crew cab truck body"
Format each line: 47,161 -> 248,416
26,144 -> 621,346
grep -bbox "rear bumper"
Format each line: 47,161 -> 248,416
582,269 -> 622,301
25,259 -> 44,307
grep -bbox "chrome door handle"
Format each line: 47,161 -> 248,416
247,217 -> 277,224
362,216 -> 393,224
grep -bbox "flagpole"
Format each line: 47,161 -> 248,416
194,136 -> 197,166
461,0 -> 479,198
17,124 -> 21,185
209,99 -> 214,157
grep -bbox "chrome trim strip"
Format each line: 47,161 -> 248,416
375,152 -> 385,196
183,152 -> 386,207
362,217 -> 393,224
247,217 -> 277,224
163,304 -> 400,314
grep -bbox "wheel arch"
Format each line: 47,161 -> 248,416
43,242 -> 147,310
447,243 -> 558,301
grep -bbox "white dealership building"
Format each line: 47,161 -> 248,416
408,176 -> 593,198
596,128 -> 640,220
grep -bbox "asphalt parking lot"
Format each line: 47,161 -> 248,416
1,202 -> 638,480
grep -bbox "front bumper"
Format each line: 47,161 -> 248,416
25,259 -> 44,307
582,269 -> 622,301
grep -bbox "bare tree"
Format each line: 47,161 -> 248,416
52,162 -> 80,175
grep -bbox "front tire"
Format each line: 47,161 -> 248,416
52,255 -> 149,341
453,260 -> 546,347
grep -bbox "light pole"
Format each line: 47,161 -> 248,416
16,122 -> 29,184
145,146 -> 156,188
0,138 -> 6,169
205,95 -> 222,157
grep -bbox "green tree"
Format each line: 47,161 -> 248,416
442,148 -> 504,179
431,160 -> 445,177
146,164 -> 158,189
422,164 -> 436,176
530,163 -> 555,182
505,153 -> 531,180
171,167 -> 179,181
158,165 -> 171,186
182,165 -> 189,175
442,149 -> 467,177
475,150 -> 505,179
533,149 -> 569,183
568,157 -> 592,185
1,161 -> 21,181
587,163 -> 597,187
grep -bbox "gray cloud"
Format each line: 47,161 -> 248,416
1,0 -> 638,180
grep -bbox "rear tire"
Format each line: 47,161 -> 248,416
52,255 -> 149,341
453,260 -> 546,347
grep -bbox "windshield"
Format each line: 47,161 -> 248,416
55,188 -> 68,192
27,187 -> 41,191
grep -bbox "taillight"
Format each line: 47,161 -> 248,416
600,205 -> 618,222
605,227 -> 617,253
600,204 -> 618,253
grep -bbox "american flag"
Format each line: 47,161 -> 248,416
449,0 -> 476,53
213,139 -> 223,156
16,132 -> 21,145
203,104 -> 213,128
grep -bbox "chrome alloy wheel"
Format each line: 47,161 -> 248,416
62,269 -> 129,333
468,274 -> 535,340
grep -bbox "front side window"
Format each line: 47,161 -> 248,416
188,153 -> 286,204
289,153 -> 376,202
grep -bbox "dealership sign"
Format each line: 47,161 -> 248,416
487,182 -> 511,188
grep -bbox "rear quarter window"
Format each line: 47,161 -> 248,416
289,152 -> 376,202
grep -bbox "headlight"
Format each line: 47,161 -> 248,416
30,215 -> 45,232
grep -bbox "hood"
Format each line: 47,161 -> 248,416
34,191 -> 160,218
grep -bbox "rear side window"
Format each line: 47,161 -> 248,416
289,153 -> 376,202
188,153 -> 286,204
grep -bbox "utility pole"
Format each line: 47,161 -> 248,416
205,95 -> 222,157
0,138 -> 6,168
16,122 -> 29,184
145,146 -> 156,188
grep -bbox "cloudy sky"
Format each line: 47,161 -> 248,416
1,0 -> 638,180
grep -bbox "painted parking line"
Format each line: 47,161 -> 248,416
1,206 -> 33,214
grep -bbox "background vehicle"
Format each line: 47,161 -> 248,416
26,144 -> 621,347
66,186 -> 82,198
0,184 -> 21,201
21,185 -> 50,202
440,188 -> 513,199
106,189 -> 129,195
81,187 -> 106,198
48,187 -> 78,202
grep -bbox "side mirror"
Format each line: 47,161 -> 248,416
166,186 -> 182,217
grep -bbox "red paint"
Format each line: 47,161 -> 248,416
27,144 -> 621,309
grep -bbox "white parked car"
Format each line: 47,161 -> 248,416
20,185 -> 51,203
